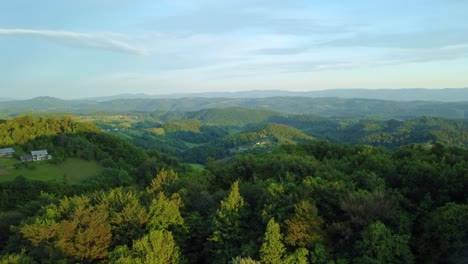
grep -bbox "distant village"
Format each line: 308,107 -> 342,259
0,147 -> 52,161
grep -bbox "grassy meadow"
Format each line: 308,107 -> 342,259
0,157 -> 103,184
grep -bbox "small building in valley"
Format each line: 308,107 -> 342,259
21,150 -> 52,162
0,147 -> 15,157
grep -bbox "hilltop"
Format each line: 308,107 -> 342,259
72,88 -> 468,102
163,107 -> 285,127
1,95 -> 467,119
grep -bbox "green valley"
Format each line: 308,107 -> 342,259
0,101 -> 466,264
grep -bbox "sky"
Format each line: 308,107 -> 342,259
0,0 -> 468,99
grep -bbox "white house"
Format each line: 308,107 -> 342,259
21,150 -> 52,162
0,147 -> 15,157
31,150 -> 51,161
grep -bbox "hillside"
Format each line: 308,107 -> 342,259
94,108 -> 468,164
335,117 -> 468,148
0,114 -> 466,263
57,88 -> 468,102
266,115 -> 468,148
231,123 -> 315,145
0,115 -> 100,147
0,158 -> 102,183
0,96 -> 71,111
1,96 -> 467,119
181,123 -> 315,163
168,107 -> 285,127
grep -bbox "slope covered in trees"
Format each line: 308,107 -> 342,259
268,115 -> 468,149
112,110 -> 467,164
1,96 -> 467,119
168,107 -> 285,127
0,115 -> 467,263
0,115 -> 100,147
0,140 -> 466,263
181,123 -> 315,163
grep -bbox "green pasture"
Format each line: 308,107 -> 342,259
185,163 -> 205,170
0,158 -> 103,184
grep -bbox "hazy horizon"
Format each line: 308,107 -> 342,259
1,87 -> 467,102
1,1 -> 468,99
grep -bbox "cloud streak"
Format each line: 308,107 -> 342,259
0,28 -> 148,55
325,30 -> 468,50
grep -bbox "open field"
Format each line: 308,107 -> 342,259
0,158 -> 103,184
185,163 -> 205,170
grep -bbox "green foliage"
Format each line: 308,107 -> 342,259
181,122 -> 315,164
96,188 -> 149,248
340,190 -> 397,228
0,115 -> 99,147
6,180 -> 187,263
284,248 -> 309,264
354,221 -> 413,264
146,168 -> 179,196
209,180 -> 248,264
20,196 -> 112,262
0,250 -> 37,264
148,192 -> 184,230
109,230 -> 181,264
179,107 -> 284,127
230,256 -> 261,264
284,200 -> 324,248
0,113 -> 466,263
260,218 -> 286,264
418,202 -> 468,262
336,117 -> 468,148
2,97 -> 467,119
163,119 -> 202,133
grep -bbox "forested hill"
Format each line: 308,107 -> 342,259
239,123 -> 315,144
164,107 -> 285,127
267,115 -> 468,149
1,96 -> 467,119
178,123 -> 315,164
70,88 -> 468,102
1,139 -> 466,263
0,115 -> 466,263
0,115 -> 100,146
333,117 -> 468,148
113,111 -> 467,163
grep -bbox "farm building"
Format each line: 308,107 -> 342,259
21,150 -> 52,162
0,147 -> 15,157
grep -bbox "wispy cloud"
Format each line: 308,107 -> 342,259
326,30 -> 468,50
0,28 -> 148,55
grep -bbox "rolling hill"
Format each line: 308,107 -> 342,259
163,107 -> 285,127
83,88 -> 468,102
1,96 -> 466,119
181,123 -> 315,163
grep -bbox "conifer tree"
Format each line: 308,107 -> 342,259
260,218 -> 286,264
209,180 -> 246,264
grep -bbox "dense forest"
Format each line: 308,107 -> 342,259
1,96 -> 467,119
106,108 -> 467,163
0,115 -> 467,263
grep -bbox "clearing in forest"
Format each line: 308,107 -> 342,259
0,158 -> 103,184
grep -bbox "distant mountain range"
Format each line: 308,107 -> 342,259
0,89 -> 468,119
81,88 -> 468,102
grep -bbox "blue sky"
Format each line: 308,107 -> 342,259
1,0 -> 467,99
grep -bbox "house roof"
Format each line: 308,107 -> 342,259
31,150 -> 48,155
0,148 -> 15,154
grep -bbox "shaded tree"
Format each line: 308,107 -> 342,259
209,180 -> 248,264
